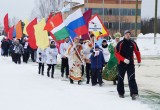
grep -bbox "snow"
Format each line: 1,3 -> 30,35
137,33 -> 160,56
0,56 -> 151,110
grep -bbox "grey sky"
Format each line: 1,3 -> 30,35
0,0 -> 160,24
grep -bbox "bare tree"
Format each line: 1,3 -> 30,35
30,0 -> 61,20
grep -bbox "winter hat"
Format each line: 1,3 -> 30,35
114,32 -> 121,39
50,40 -> 55,44
124,30 -> 131,35
102,39 -> 107,43
95,44 -> 100,49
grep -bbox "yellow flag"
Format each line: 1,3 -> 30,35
23,19 -> 29,36
34,18 -> 49,50
89,15 -> 109,40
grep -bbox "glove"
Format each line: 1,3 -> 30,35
124,59 -> 130,64
138,63 -> 141,67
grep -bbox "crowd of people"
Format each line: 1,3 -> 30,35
0,30 -> 141,100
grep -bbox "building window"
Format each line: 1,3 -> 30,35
138,9 -> 141,16
132,9 -> 136,16
127,9 -> 132,16
104,8 -> 108,15
112,8 -> 119,15
92,8 -> 103,15
108,9 -> 112,15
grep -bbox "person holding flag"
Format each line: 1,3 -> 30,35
90,44 -> 105,87
66,37 -> 85,85
83,34 -> 95,84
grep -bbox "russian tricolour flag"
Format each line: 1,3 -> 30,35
64,9 -> 88,39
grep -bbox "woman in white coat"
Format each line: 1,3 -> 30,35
46,40 -> 58,78
36,48 -> 46,75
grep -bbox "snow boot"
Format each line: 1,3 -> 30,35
47,71 -> 50,77
132,94 -> 139,100
119,94 -> 125,98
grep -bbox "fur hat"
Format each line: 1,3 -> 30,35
114,32 -> 121,39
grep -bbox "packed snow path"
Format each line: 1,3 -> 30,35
0,57 -> 150,110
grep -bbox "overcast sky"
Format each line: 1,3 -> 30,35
0,0 -> 160,24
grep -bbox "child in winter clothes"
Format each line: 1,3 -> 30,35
100,39 -> 110,64
90,45 -> 105,86
36,48 -> 46,75
46,40 -> 58,78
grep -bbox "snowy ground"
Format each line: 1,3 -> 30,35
0,56 -> 152,110
137,33 -> 160,56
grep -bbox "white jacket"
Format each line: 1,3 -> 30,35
36,48 -> 46,63
46,47 -> 58,64
60,42 -> 70,58
100,46 -> 110,63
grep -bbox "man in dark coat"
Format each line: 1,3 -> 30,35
115,30 -> 141,100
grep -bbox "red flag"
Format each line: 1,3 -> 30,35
4,13 -> 9,33
44,13 -> 63,31
26,18 -> 38,49
16,20 -> 23,39
8,26 -> 14,40
82,9 -> 92,40
47,14 -> 53,22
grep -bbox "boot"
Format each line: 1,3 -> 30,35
119,94 -> 125,98
47,71 -> 50,77
78,80 -> 82,85
51,72 -> 54,78
86,78 -> 90,84
70,78 -> 74,84
61,73 -> 64,77
113,80 -> 117,85
132,94 -> 139,100
41,71 -> 44,76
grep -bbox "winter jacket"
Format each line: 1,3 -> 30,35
60,41 -> 70,58
100,45 -> 110,63
13,44 -> 24,54
46,47 -> 58,65
36,48 -> 46,63
90,50 -> 105,69
115,38 -> 141,64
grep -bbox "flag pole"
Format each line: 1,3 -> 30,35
69,36 -> 84,64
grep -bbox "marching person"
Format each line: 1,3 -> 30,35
83,34 -> 94,84
66,37 -> 84,85
36,47 -> 46,75
22,37 -> 30,63
1,37 -> 9,57
100,39 -> 110,64
13,39 -> 24,64
46,40 -> 58,78
60,37 -> 70,78
115,30 -> 141,100
90,45 -> 105,87
102,32 -> 121,85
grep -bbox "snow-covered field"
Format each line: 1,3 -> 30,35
137,33 -> 160,56
0,56 -> 151,110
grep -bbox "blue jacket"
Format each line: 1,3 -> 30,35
90,51 -> 105,69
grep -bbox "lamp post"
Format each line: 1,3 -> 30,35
154,0 -> 158,44
135,0 -> 138,37
119,0 -> 121,32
